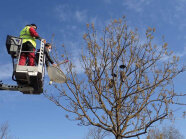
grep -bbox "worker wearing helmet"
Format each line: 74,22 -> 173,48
19,24 -> 45,66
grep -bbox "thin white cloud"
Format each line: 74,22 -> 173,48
122,0 -> 152,13
55,4 -> 87,23
65,41 -> 84,74
173,0 -> 186,31
160,46 -> 186,62
55,5 -> 68,22
174,46 -> 186,58
175,0 -> 186,12
75,10 -> 87,23
0,63 -> 12,80
122,0 -> 186,33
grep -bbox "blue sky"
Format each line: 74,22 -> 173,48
0,0 -> 186,139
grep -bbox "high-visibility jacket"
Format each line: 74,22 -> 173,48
20,26 -> 36,48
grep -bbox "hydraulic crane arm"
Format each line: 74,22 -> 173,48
0,81 -> 34,94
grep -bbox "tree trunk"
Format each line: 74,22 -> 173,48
116,135 -> 122,139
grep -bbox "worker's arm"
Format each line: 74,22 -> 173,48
29,27 -> 42,40
44,47 -> 55,65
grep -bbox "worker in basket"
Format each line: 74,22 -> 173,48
36,43 -> 69,85
35,43 -> 57,68
19,24 -> 46,66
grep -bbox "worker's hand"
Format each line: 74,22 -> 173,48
64,59 -> 69,63
52,63 -> 57,67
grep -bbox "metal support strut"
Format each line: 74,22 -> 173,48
0,80 -> 35,94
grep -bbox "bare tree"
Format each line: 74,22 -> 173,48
0,122 -> 8,139
45,16 -> 186,139
85,126 -> 111,139
0,122 -> 10,139
0,122 -> 18,139
146,125 -> 184,139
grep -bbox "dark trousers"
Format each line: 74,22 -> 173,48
19,41 -> 35,66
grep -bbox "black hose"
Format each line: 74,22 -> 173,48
11,58 -> 17,82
